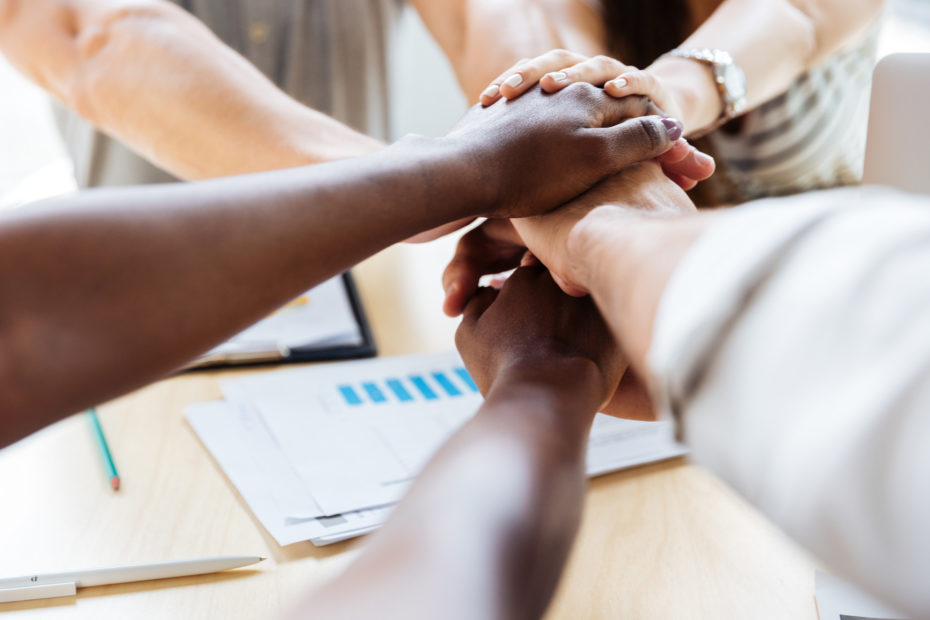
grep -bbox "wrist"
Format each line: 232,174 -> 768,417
646,57 -> 721,135
290,115 -> 385,164
485,358 -> 605,420
566,205 -> 642,293
392,134 -> 495,220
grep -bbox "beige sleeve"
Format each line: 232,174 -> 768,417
648,187 -> 930,618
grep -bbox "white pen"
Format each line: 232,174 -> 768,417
0,555 -> 265,603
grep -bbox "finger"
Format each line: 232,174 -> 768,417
551,270 -> 589,297
655,138 -> 692,165
442,221 -> 525,317
519,251 -> 540,267
461,286 -> 499,323
497,49 -> 589,101
539,55 -> 634,94
597,115 -> 684,172
605,69 -> 673,114
488,274 -> 509,290
662,169 -> 698,191
601,371 -> 657,421
661,145 -> 716,182
480,58 -> 532,106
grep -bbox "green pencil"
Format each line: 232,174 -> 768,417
87,408 -> 120,491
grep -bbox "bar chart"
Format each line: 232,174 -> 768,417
337,366 -> 479,407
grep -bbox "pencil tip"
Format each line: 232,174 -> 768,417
111,477 -> 121,491
259,557 -> 267,562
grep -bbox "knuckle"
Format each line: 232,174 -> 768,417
618,94 -> 651,118
521,61 -> 540,76
579,131 -> 611,167
551,48 -> 574,63
593,55 -> 618,70
454,324 -> 467,349
563,80 -> 598,100
635,117 -> 663,152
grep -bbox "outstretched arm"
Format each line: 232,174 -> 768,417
297,267 -> 622,620
0,0 -> 381,180
409,0 -> 605,102
446,173 -> 930,616
0,85 -> 680,448
473,0 -> 884,136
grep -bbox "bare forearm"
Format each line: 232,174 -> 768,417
413,0 -> 604,101
0,0 -> 382,180
300,363 -> 601,620
0,136 -> 476,447
649,0 -> 884,133
569,208 -> 713,377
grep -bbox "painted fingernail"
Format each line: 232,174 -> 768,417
503,73 -> 524,89
481,84 -> 500,100
548,71 -> 569,82
661,117 -> 684,141
610,77 -> 628,88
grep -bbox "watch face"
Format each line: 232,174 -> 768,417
723,63 -> 747,99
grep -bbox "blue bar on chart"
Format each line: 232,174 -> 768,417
432,372 -> 462,397
362,382 -> 388,404
386,378 -> 414,402
454,367 -> 479,392
409,375 -> 438,400
338,385 -> 363,406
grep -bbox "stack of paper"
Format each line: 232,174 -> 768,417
187,351 -> 687,546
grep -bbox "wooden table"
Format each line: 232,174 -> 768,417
0,239 -> 819,619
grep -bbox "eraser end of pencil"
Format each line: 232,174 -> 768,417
110,477 -> 121,491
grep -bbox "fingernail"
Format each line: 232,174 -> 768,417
693,148 -> 714,165
610,77 -> 628,88
503,73 -> 523,89
548,71 -> 569,82
661,117 -> 684,141
481,84 -> 500,100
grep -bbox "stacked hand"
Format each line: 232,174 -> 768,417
441,65 -> 714,423
456,266 -> 623,412
443,160 -> 700,317
408,81 -> 713,243
481,50 -> 685,135
480,49 -> 704,160
447,160 -> 701,422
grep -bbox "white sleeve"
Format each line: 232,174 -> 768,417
647,187 -> 930,617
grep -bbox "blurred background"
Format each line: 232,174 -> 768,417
1,1 -> 929,210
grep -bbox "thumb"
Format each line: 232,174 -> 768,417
599,115 -> 683,172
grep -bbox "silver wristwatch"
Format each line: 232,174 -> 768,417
663,48 -> 747,129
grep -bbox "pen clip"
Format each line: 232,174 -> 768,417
0,581 -> 77,603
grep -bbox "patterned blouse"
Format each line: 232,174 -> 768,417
704,28 -> 879,204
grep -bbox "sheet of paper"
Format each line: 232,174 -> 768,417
586,414 -> 687,476
222,351 -> 687,518
815,571 -> 909,620
190,351 -> 688,546
205,276 -> 361,358
223,352 -> 479,516
187,401 -> 391,546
